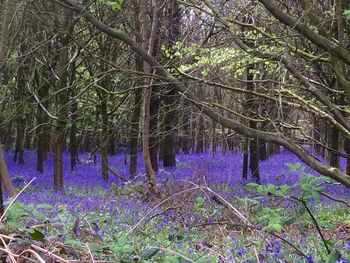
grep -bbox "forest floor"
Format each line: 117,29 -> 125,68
2,151 -> 350,262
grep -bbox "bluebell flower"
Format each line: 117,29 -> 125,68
307,254 -> 314,262
345,240 -> 350,250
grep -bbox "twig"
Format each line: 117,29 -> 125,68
300,199 -> 330,254
19,249 -> 46,263
129,186 -> 199,233
86,243 -> 95,263
0,177 -> 36,221
107,167 -> 129,182
0,235 -> 16,263
149,246 -> 195,263
30,244 -> 71,263
320,192 -> 350,208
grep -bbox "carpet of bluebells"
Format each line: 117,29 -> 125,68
3,150 -> 350,262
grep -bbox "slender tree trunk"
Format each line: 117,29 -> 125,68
182,107 -> 190,154
0,171 -> 3,216
162,1 -> 181,167
128,1 -> 143,176
163,87 -> 177,167
0,144 -> 16,197
100,92 -> 109,181
221,127 -> 227,155
141,0 -> 160,195
242,139 -> 249,180
35,70 -> 49,173
149,88 -> 159,171
54,7 -> 74,191
345,139 -> 350,175
212,120 -> 217,156
328,126 -> 340,168
196,116 -> 204,153
259,121 -> 268,161
143,87 -> 159,195
69,59 -> 79,171
0,0 -> 17,67
70,99 -> 79,171
246,65 -> 260,183
14,39 -> 28,165
109,135 -> 116,155
129,90 -> 141,176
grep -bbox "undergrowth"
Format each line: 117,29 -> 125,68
0,162 -> 349,262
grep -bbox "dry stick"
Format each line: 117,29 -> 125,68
0,235 -> 16,263
0,235 -> 72,263
0,248 -> 19,263
148,246 -> 195,263
86,243 -> 95,263
19,249 -> 46,263
204,186 -> 249,224
107,167 -> 129,182
320,192 -> 350,208
31,244 -> 72,263
0,177 -> 36,222
129,186 -> 199,233
0,247 -> 47,263
253,246 -> 261,263
203,186 -> 269,245
177,179 -> 211,201
190,222 -> 312,263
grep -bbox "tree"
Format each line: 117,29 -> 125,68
53,0 -> 350,188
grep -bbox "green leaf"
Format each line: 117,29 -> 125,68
141,248 -> 160,260
246,183 -> 259,191
32,209 -> 46,221
311,191 -> 321,200
327,250 -> 341,263
37,204 -> 55,210
7,221 -> 24,229
301,184 -> 313,192
107,0 -> 123,11
64,238 -> 84,249
280,184 -> 290,193
287,162 -> 301,172
30,229 -> 45,241
344,10 -> 350,20
266,183 -> 276,194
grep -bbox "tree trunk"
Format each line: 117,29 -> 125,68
0,170 -> 3,216
163,87 -> 176,167
70,99 -> 79,171
14,39 -> 28,165
246,65 -> 260,183
0,144 -> 16,197
162,1 -> 181,167
221,127 -> 227,155
100,93 -> 109,181
35,70 -> 49,173
143,87 -> 159,195
149,88 -> 159,172
129,1 -> 143,176
212,120 -> 217,156
129,90 -> 141,176
259,121 -> 268,161
345,139 -> 350,176
182,107 -> 191,154
0,0 -> 17,67
196,116 -> 204,153
242,139 -> 249,180
54,7 -> 74,191
328,126 -> 340,169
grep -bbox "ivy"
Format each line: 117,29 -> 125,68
106,0 -> 123,11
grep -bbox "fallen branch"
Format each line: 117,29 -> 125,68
108,167 -> 129,182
